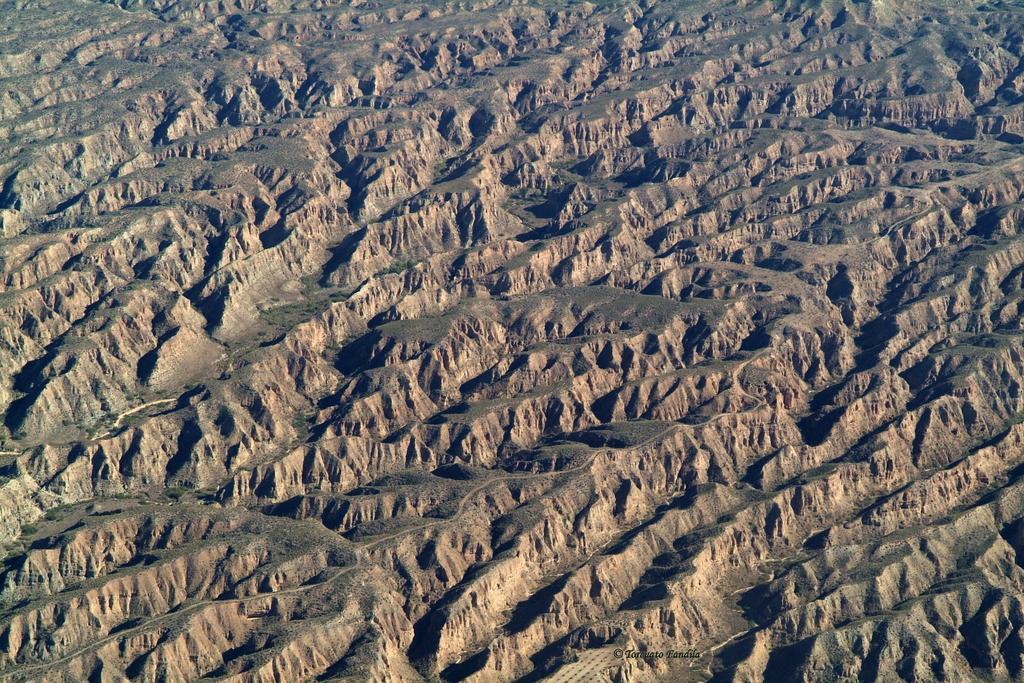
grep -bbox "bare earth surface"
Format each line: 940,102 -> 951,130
2,0 -> 1024,680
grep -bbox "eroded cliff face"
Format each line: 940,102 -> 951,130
2,0 -> 1024,680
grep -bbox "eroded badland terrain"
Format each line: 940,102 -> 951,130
2,0 -> 1024,680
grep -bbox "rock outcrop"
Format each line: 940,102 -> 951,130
2,0 -> 1024,680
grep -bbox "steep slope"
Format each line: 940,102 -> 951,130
2,0 -> 1024,680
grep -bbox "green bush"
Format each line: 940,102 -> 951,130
376,259 -> 417,277
166,487 -> 188,500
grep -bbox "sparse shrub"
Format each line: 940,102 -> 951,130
376,259 -> 416,277
166,487 -> 188,500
